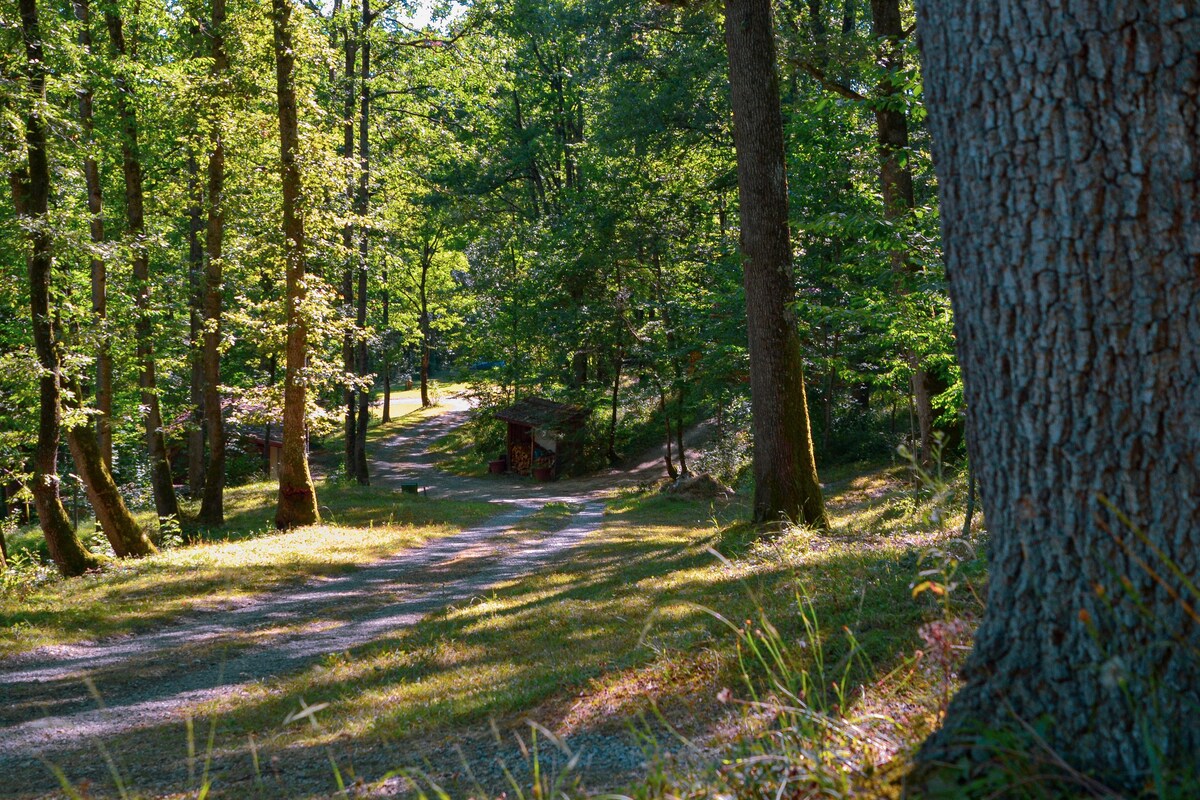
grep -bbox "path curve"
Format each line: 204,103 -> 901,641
0,396 -> 697,797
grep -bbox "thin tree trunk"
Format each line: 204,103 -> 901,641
272,0 -> 319,530
352,0 -> 371,485
868,0 -> 951,465
340,3 -> 358,480
419,244 -> 432,408
72,0 -> 148,551
381,263 -> 390,423
105,9 -> 180,524
660,385 -> 677,481
186,151 -> 206,496
198,0 -> 227,526
73,0 -> 113,470
14,0 -> 102,576
606,343 -> 622,465
723,0 -> 827,529
263,354 -> 276,474
674,383 -> 688,476
913,3 -> 1200,790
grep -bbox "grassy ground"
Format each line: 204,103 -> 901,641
44,466 -> 982,797
0,480 -> 494,657
2,395 -> 986,797
427,421 -> 491,478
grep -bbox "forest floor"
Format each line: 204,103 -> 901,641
0,390 -> 984,799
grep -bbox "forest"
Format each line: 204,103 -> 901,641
0,0 -> 1197,798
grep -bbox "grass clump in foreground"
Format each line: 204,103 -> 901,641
0,479 -> 495,656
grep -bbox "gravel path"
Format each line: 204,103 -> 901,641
0,398 -> 696,798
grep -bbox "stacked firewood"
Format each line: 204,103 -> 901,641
509,445 -> 532,473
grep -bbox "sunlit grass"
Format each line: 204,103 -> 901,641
5,453 -> 984,798
126,470 -> 982,796
0,479 -> 495,656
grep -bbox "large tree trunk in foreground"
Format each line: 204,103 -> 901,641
16,0 -> 102,576
105,9 -> 179,524
272,0 -> 319,530
723,0 -> 827,529
913,4 -> 1200,793
198,0 -> 228,526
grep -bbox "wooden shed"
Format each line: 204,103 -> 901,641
494,397 -> 587,479
247,434 -> 284,477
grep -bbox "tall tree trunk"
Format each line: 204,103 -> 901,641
606,347 -> 622,465
868,0 -> 945,466
659,383 -> 677,481
186,151 -> 206,496
649,247 -> 678,481
653,248 -> 690,478
913,4 -> 1200,792
73,0 -> 113,470
381,263 -> 390,423
262,353 -> 276,474
418,244 -> 432,408
71,0 -> 147,553
340,4 -> 358,480
352,0 -> 371,485
15,0 -> 102,576
723,0 -> 827,529
105,9 -> 180,524
272,0 -> 319,530
674,383 -> 688,476
198,0 -> 227,526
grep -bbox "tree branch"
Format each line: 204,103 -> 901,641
790,57 -> 868,102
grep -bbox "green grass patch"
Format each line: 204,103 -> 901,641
426,413 -> 491,478
151,468 -> 982,796
6,455 -> 986,799
0,479 -> 495,657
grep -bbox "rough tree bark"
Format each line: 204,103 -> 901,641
105,8 -> 180,524
723,0 -> 827,529
198,0 -> 228,526
73,0 -> 113,470
272,0 -> 320,530
912,3 -> 1200,793
15,0 -> 102,576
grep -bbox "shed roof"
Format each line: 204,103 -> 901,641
494,396 -> 587,435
